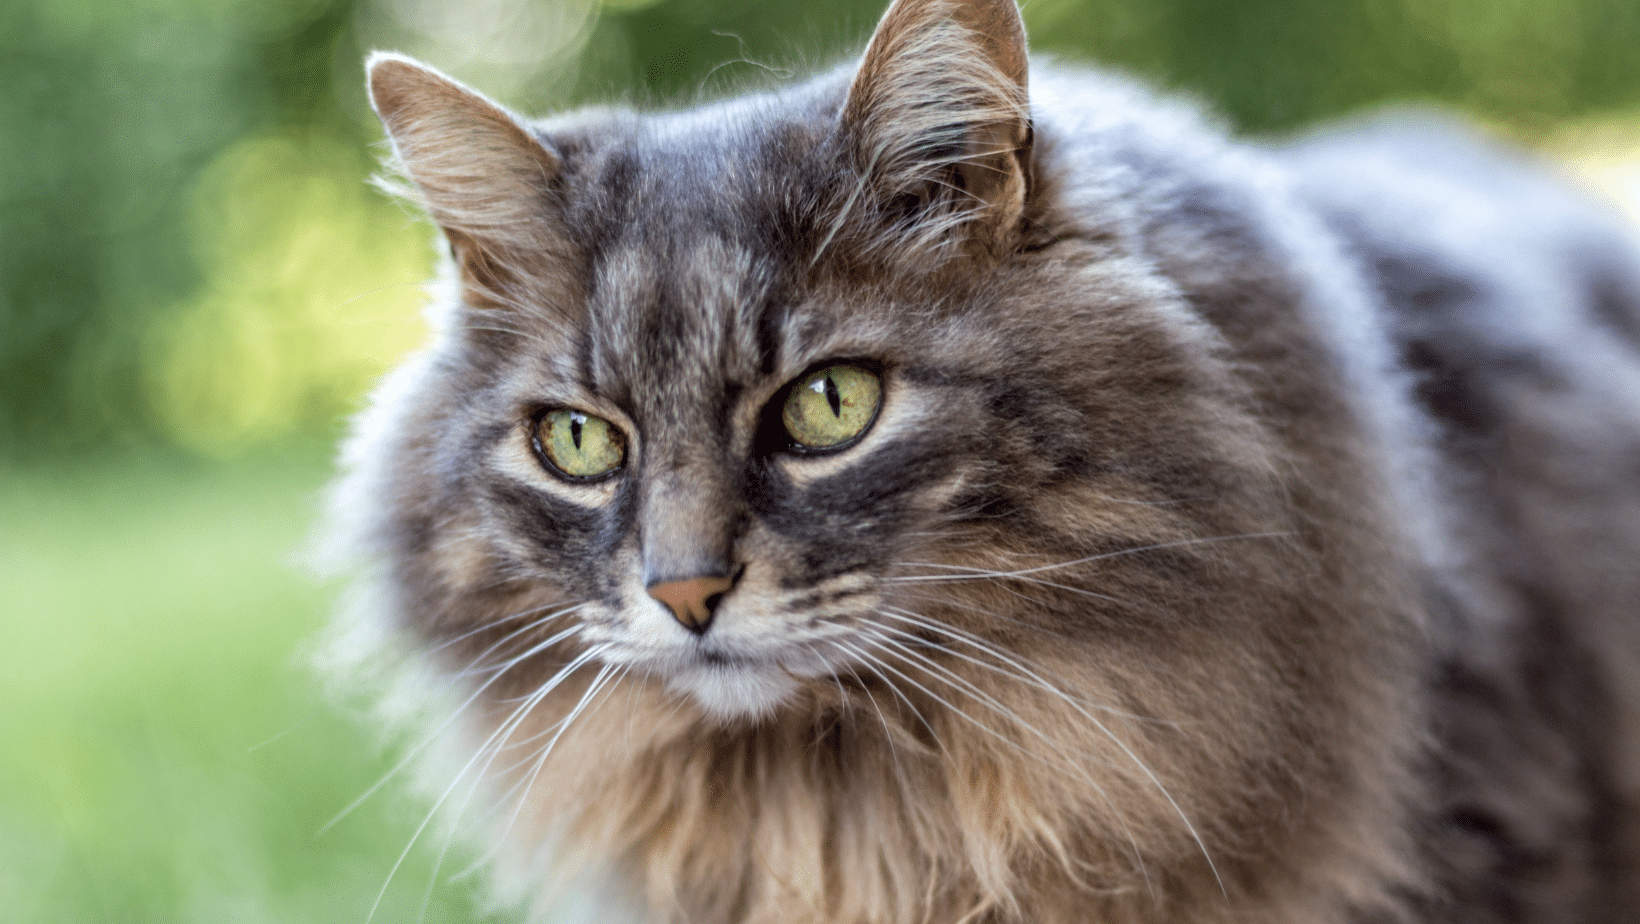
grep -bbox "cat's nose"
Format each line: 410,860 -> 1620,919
647,571 -> 738,635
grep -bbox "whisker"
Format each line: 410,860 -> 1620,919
830,638 -> 949,762
849,633 -> 1063,772
318,622 -> 586,838
449,662 -> 634,884
883,564 -> 1131,608
1089,493 -> 1210,508
893,532 -> 1292,582
415,654 -> 607,919
246,708 -> 323,754
860,627 -> 1113,779
871,609 -> 1225,897
875,607 -> 1163,724
891,585 -> 1090,644
425,601 -> 586,662
858,619 -> 1157,901
365,644 -> 609,924
489,662 -> 623,855
821,641 -> 911,782
850,629 -> 1158,892
858,670 -> 910,782
326,281 -> 430,317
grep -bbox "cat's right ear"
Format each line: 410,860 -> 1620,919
366,53 -> 573,314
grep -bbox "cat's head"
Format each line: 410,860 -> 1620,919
347,0 -> 1282,729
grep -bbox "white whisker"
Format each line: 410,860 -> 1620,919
875,607 -> 1162,724
858,617 -> 1158,900
490,662 -> 623,854
319,621 -> 585,838
883,563 -> 1131,607
830,638 -> 948,762
869,608 -> 1224,897
364,644 -> 609,924
893,532 -> 1292,582
848,633 -> 1060,771
425,601 -> 585,662
831,645 -> 910,782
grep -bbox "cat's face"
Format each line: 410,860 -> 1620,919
397,149 -> 1201,722
355,1 -> 1284,730
478,252 -> 955,718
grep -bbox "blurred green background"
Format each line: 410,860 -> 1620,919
3,0 -> 1639,920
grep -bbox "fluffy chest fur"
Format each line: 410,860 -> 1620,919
323,1 -> 1640,921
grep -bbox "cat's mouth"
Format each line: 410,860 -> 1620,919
696,647 -> 756,668
604,636 -> 844,721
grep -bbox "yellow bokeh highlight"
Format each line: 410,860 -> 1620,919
144,134 -> 434,456
1548,114 -> 1640,232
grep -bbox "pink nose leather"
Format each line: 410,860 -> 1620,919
647,574 -> 735,634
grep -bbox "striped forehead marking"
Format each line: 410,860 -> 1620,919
586,235 -> 776,425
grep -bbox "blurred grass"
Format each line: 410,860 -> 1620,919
0,453 -> 493,922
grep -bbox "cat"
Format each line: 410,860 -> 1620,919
321,0 -> 1640,920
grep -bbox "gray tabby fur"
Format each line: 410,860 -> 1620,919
321,0 -> 1640,921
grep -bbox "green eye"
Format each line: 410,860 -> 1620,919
535,409 -> 626,479
781,364 -> 882,450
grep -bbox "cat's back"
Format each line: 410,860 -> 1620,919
1281,116 -> 1640,671
1283,116 -> 1640,922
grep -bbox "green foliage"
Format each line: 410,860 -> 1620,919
0,0 -> 389,459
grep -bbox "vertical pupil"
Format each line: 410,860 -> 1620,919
569,416 -> 583,450
824,375 -> 841,418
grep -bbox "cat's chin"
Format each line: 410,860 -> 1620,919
659,660 -> 800,722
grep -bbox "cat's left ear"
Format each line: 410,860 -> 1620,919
842,0 -> 1032,258
367,53 -> 575,314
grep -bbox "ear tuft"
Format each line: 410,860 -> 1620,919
841,0 -> 1032,261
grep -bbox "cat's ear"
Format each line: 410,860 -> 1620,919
842,0 -> 1032,258
366,53 -> 573,313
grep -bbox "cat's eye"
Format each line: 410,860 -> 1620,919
781,364 -> 882,450
534,409 -> 626,479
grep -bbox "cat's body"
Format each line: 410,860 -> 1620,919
1287,122 -> 1640,922
324,1 -> 1640,921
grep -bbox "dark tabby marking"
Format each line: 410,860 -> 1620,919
321,0 -> 1640,921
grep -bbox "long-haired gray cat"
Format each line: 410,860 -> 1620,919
322,0 -> 1640,920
